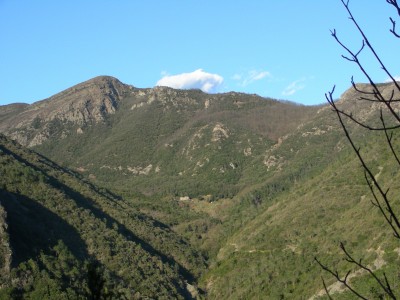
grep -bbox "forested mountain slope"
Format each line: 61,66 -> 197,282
201,83 -> 400,299
0,76 -> 319,198
1,77 -> 400,299
0,134 -> 206,299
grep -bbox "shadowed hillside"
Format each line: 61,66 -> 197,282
1,77 -> 400,298
0,134 -> 206,299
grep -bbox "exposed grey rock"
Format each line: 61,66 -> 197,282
0,76 -> 132,146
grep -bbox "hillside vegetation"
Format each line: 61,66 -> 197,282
1,77 -> 400,298
0,134 -> 207,299
0,76 -> 319,198
202,100 -> 400,299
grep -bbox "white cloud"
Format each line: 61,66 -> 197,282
282,79 -> 306,96
385,75 -> 400,82
156,69 -> 223,93
233,70 -> 271,87
232,74 -> 242,81
251,70 -> 270,81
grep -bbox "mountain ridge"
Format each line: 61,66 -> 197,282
0,76 -> 132,147
0,76 -> 320,197
0,76 -> 317,147
2,76 -> 400,298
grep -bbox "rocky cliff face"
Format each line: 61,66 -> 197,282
0,76 -> 133,147
0,75 -> 319,149
337,82 -> 400,120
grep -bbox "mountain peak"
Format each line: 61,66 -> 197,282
52,75 -> 131,101
339,81 -> 400,104
0,76 -> 134,146
80,75 -> 124,87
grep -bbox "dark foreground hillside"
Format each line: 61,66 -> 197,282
0,134 -> 205,299
1,77 -> 400,298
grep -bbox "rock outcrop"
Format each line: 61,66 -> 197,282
0,76 -> 133,146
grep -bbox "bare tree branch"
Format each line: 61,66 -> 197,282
389,17 -> 400,38
365,171 -> 400,240
326,89 -> 400,239
341,0 -> 400,94
317,1 -> 400,298
315,256 -> 368,300
380,110 -> 400,166
322,277 -> 334,300
387,0 -> 400,17
335,109 -> 400,131
340,243 -> 397,299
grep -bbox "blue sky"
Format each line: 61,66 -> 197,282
1,1 -> 399,106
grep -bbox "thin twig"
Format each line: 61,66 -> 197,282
381,110 -> 400,166
315,256 -> 368,300
340,243 -> 397,299
341,0 -> 400,95
322,277 -> 334,300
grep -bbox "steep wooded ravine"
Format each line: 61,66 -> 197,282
1,77 -> 400,299
0,134 -> 206,299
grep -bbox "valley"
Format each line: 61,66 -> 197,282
1,76 -> 400,299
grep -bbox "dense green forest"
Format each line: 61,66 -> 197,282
0,134 -> 207,299
1,78 -> 400,298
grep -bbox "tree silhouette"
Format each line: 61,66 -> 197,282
87,260 -> 109,300
315,0 -> 400,298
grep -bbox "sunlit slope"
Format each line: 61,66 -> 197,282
0,77 -> 317,197
203,87 -> 400,299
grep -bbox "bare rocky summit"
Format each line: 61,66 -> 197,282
0,76 -> 133,146
336,82 -> 400,119
0,75 -> 323,198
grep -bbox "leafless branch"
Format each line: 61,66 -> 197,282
315,256 -> 368,300
388,0 -> 400,39
351,80 -> 400,103
318,1 -> 400,298
340,0 -> 400,95
327,90 -> 400,238
365,171 -> 400,240
381,110 -> 400,166
326,89 -> 400,130
387,0 -> 400,17
322,277 -> 333,300
389,17 -> 400,38
340,243 -> 397,299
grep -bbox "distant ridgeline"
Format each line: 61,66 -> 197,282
1,77 -> 400,298
0,76 -> 319,198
